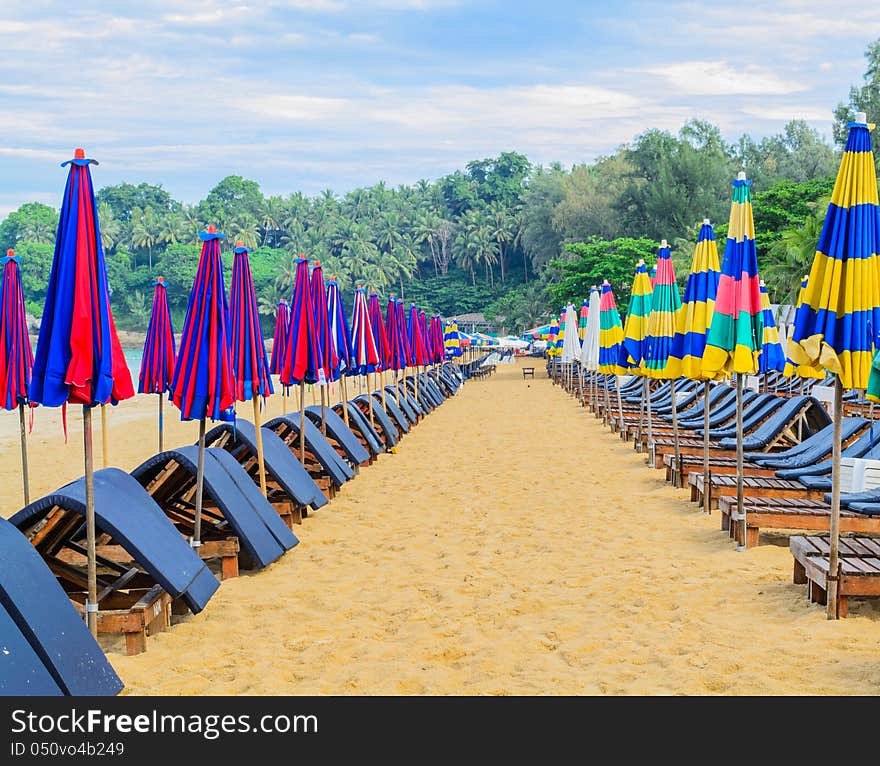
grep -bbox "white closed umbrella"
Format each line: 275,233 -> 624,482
580,287 -> 601,410
561,303 -> 581,392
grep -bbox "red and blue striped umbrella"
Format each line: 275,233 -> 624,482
350,287 -> 380,375
407,303 -> 429,367
138,276 -> 176,452
431,315 -> 444,363
139,276 -> 176,396
385,296 -> 407,373
170,225 -> 234,422
230,242 -> 273,402
368,291 -> 389,371
0,250 -> 34,411
0,249 -> 35,505
269,300 -> 290,378
29,149 -> 133,410
396,298 -> 411,365
27,147 -> 134,636
310,262 -> 336,386
281,257 -> 322,386
327,278 -> 354,380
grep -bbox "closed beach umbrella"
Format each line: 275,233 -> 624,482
758,281 -> 786,375
578,299 -> 589,341
0,249 -> 35,505
138,276 -> 176,452
561,303 -> 582,383
598,280 -> 626,426
171,223 -> 235,553
281,256 -> 322,465
793,114 -> 880,616
619,259 -> 654,445
444,320 -> 462,359
310,262 -> 335,434
327,277 -> 354,424
368,290 -> 389,407
547,317 -> 560,359
385,296 -> 405,405
702,172 -> 764,550
643,240 -> 684,472
579,286 -> 601,407
408,303 -> 429,402
28,148 -> 135,636
230,241 -> 273,495
351,286 -> 380,424
670,220 -> 721,497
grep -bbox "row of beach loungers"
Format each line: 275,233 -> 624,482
1,359 -> 487,696
547,360 -> 880,620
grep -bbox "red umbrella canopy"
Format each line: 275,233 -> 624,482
28,149 -> 134,408
170,225 -> 235,421
230,242 -> 273,401
281,256 -> 322,385
270,300 -> 290,376
0,250 -> 34,409
310,262 -> 337,384
138,276 -> 176,395
385,295 -> 407,372
350,286 -> 380,375
368,291 -> 389,370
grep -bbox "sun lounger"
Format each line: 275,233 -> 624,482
693,393 -> 780,438
746,418 -> 869,467
774,431 -> 878,480
264,414 -> 355,491
304,405 -> 371,468
10,468 -> 221,654
355,393 -> 404,446
335,402 -> 385,455
716,396 -> 830,451
0,516 -> 124,694
202,419 -> 327,525
380,387 -> 414,432
132,447 -> 297,572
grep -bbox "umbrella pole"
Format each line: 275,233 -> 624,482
299,382 -> 306,466
646,379 -> 654,463
827,376 -> 844,618
158,394 -> 164,453
702,380 -> 711,513
193,418 -> 206,547
282,384 -> 287,415
311,384 -> 316,406
100,403 -> 109,468
381,370 -> 387,409
18,403 -> 29,506
735,374 -> 746,550
636,377 -> 646,448
252,394 -> 267,497
341,374 -> 350,426
83,406 -> 98,637
320,385 -> 327,436
616,376 -> 625,434
368,373 -> 375,427
671,378 -> 681,487
603,373 -> 612,428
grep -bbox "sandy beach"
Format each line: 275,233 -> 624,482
3,358 -> 880,695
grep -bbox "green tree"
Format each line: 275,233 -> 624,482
833,39 -> 880,150
0,202 -> 58,250
199,176 -> 265,230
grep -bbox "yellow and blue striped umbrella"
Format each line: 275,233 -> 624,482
547,316 -> 560,358
671,220 -> 721,379
702,174 -> 763,377
444,320 -> 462,358
642,241 -> 683,379
619,259 -> 653,370
783,276 -> 823,378
791,116 -> 880,391
758,281 -> 786,373
578,299 -> 589,340
598,280 -> 625,375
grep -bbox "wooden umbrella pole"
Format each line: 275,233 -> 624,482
18,402 -> 29,506
636,377 -> 646,447
83,406 -> 98,637
158,395 -> 164,453
603,373 -> 612,428
252,394 -> 267,497
671,378 -> 682,487
702,380 -> 711,513
646,378 -> 655,464
193,417 -> 206,547
282,384 -> 287,415
395,370 -> 401,408
827,375 -> 844,618
310,384 -> 316,406
381,370 -> 387,408
340,374 -> 350,426
299,382 -> 306,466
100,403 -> 108,468
736,373 -> 745,550
320,384 -> 327,436
616,376 -> 625,433
367,373 -> 375,426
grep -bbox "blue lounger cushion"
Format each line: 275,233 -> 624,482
11,468 -> 219,614
338,401 -> 385,454
747,418 -> 868,466
0,517 -> 123,696
264,414 -> 355,486
304,405 -> 370,466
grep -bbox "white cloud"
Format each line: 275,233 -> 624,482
740,104 -> 831,122
639,61 -> 807,96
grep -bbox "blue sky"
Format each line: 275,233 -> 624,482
1,0 -> 877,219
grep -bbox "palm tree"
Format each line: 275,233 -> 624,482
179,204 -> 202,243
97,201 -> 120,253
259,195 -> 285,247
763,207 -> 825,305
510,206 -> 528,283
156,212 -> 183,248
228,212 -> 260,250
487,201 -> 511,283
130,205 -> 158,270
413,208 -> 440,276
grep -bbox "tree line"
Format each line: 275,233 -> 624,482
3,38 -> 878,336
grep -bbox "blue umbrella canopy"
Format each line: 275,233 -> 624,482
29,148 -> 134,409
170,225 -> 235,421
229,242 -> 273,401
327,278 -> 354,380
281,257 -> 322,386
350,287 -> 380,375
0,250 -> 34,410
138,276 -> 176,395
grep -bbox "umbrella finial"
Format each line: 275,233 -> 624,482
235,240 -> 244,248
857,111 -> 868,124
660,239 -> 668,248
6,248 -> 13,258
637,258 -> 645,266
207,224 -> 216,233
737,170 -> 747,181
314,261 -> 320,267
74,148 -> 86,159
703,218 -> 711,225
157,275 -> 164,283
